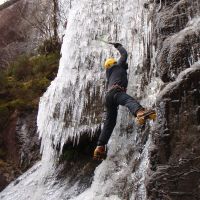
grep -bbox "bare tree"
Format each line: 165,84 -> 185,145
52,0 -> 59,41
15,0 -> 52,40
0,0 -> 69,65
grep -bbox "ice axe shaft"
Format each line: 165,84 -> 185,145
96,38 -> 114,45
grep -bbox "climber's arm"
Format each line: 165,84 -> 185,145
114,43 -> 128,66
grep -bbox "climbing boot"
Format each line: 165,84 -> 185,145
93,145 -> 107,160
136,109 -> 156,125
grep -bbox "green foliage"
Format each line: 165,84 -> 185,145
7,53 -> 60,81
0,39 -> 61,166
0,48 -> 60,131
6,99 -> 27,111
38,39 -> 61,55
31,78 -> 50,94
8,56 -> 33,81
32,55 -> 50,75
31,53 -> 60,77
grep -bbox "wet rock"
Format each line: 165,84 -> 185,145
152,0 -> 200,82
0,174 -> 7,191
146,3 -> 200,198
0,159 -> 21,192
147,64 -> 200,199
54,127 -> 101,199
0,110 -> 40,191
1,111 -> 20,165
157,20 -> 200,82
56,125 -> 101,152
16,111 -> 41,171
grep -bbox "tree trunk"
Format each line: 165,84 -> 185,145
52,0 -> 58,41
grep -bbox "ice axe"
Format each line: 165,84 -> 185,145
95,38 -> 122,49
95,37 -> 115,45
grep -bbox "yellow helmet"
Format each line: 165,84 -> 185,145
104,58 -> 117,69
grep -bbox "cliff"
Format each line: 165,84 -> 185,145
0,0 -> 200,199
0,0 -> 61,191
147,1 -> 200,199
0,0 -> 39,67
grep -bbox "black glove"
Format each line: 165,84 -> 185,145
113,43 -> 122,48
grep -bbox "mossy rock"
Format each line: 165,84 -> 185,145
0,149 -> 6,159
7,99 -> 26,111
0,106 -> 10,129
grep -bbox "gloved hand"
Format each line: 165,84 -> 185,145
113,43 -> 122,48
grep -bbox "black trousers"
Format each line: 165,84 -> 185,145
97,88 -> 143,146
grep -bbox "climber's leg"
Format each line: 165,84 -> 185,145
94,90 -> 118,160
114,91 -> 143,116
93,106 -> 118,160
97,105 -> 118,146
114,91 -> 156,125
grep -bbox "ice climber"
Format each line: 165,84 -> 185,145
93,43 -> 156,160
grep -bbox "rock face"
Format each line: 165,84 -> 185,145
0,0 -> 50,67
146,0 -> 200,199
0,0 -> 199,199
148,64 -> 200,200
0,0 -> 53,191
16,111 -> 41,171
0,110 -> 40,192
0,0 -> 39,67
0,0 -> 21,11
153,0 -> 200,82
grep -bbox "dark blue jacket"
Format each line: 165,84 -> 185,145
106,45 -> 128,90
